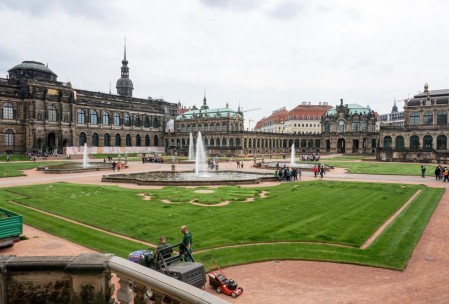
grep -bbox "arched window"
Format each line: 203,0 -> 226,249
144,115 -> 150,128
145,135 -> 150,146
90,110 -> 98,125
410,135 -> 420,149
222,123 -> 227,132
92,132 -> 99,146
126,134 -> 132,146
210,138 -> 214,146
337,120 -> 345,133
222,138 -> 227,146
3,103 -> 14,119
216,137 -> 221,146
114,113 -> 121,126
423,135 -> 433,149
102,112 -> 110,125
153,117 -> 159,128
79,132 -> 87,146
4,129 -> 14,146
115,134 -> 121,146
124,113 -> 131,126
423,111 -> 433,125
134,115 -> 141,127
104,133 -> 110,147
437,111 -> 447,125
352,121 -> 360,132
154,135 -> 159,146
409,112 -> 419,125
136,134 -> 141,146
47,105 -> 57,122
437,135 -> 447,150
215,123 -> 220,131
77,109 -> 86,124
383,136 -> 392,148
395,136 -> 404,151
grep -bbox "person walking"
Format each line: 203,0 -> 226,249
6,153 -> 10,163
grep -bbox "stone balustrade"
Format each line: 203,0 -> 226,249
0,253 -> 229,304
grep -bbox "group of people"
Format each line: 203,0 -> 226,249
141,154 -> 164,163
111,161 -> 122,171
274,166 -> 301,181
433,165 -> 449,182
236,160 -> 244,168
156,225 -> 193,262
313,164 -> 326,178
301,153 -> 321,162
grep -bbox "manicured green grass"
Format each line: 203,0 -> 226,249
0,154 -> 31,162
325,161 -> 439,176
146,186 -> 261,205
0,181 -> 443,270
324,155 -> 374,161
0,161 -> 69,178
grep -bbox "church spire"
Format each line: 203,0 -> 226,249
116,37 -> 134,97
201,88 -> 209,110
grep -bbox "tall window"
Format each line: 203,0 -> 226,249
144,115 -> 150,127
324,121 -> 330,133
361,121 -> 368,132
124,113 -> 131,126
3,103 -> 14,119
115,134 -> 121,146
92,132 -> 99,146
409,112 -> 419,125
77,109 -> 86,124
423,111 -> 433,125
395,136 -> 404,151
134,115 -> 141,127
383,136 -> 392,148
136,134 -> 141,146
104,133 -> 110,147
153,117 -> 159,128
114,113 -> 121,126
126,134 -> 132,146
102,112 -> 110,125
154,135 -> 159,146
423,135 -> 433,149
337,120 -> 345,133
437,135 -> 447,150
79,132 -> 87,146
410,135 -> 420,149
437,111 -> 447,125
47,105 -> 57,122
90,110 -> 98,125
352,121 -> 360,132
4,129 -> 14,146
145,135 -> 150,146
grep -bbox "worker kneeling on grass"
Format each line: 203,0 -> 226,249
180,225 -> 193,261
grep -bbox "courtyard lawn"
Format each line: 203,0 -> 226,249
0,154 -> 31,162
0,181 -> 443,270
0,161 -> 69,178
324,161 -> 438,176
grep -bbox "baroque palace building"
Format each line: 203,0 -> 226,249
0,48 -> 177,155
377,83 -> 449,163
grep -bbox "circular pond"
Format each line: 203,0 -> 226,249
102,170 -> 275,186
37,162 -> 112,174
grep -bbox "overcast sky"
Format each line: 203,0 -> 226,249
2,0 -> 449,127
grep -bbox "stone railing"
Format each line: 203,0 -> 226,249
0,253 -> 229,304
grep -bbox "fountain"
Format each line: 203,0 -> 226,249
36,144 -> 111,174
194,131 -> 209,176
188,132 -> 195,161
290,144 -> 295,167
83,143 -> 89,167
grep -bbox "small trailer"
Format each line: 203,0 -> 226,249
0,208 -> 23,248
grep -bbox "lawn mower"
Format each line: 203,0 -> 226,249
201,254 -> 243,298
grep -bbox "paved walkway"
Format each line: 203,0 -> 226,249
2,159 -> 449,303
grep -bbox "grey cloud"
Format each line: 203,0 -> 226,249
268,1 -> 309,20
198,0 -> 262,12
0,0 -> 118,22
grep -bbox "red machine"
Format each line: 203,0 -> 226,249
201,255 -> 243,298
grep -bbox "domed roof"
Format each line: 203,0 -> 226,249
116,78 -> 134,88
9,61 -> 57,76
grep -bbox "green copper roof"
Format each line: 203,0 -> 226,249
176,107 -> 243,120
9,61 -> 57,76
326,103 -> 371,115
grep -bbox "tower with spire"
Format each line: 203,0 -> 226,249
116,38 -> 134,97
200,89 -> 209,110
